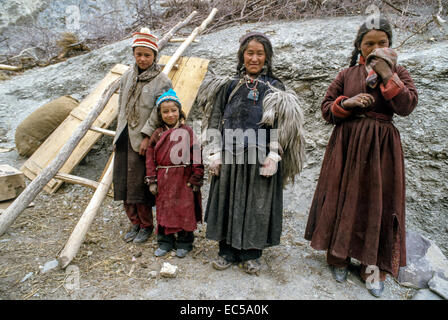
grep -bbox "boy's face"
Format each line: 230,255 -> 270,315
160,101 -> 179,127
133,46 -> 155,70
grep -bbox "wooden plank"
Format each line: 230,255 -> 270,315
158,55 -> 209,116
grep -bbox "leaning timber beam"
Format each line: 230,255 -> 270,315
0,79 -> 120,236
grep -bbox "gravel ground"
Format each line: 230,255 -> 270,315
0,146 -> 416,300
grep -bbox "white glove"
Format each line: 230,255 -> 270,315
260,152 -> 281,177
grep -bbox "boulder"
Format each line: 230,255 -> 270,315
412,289 -> 444,300
428,274 -> 448,299
398,231 -> 448,289
160,262 -> 178,278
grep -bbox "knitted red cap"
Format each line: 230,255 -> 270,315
132,27 -> 158,53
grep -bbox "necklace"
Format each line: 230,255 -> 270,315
244,75 -> 259,103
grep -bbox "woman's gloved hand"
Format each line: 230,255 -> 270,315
260,152 -> 281,177
208,152 -> 222,177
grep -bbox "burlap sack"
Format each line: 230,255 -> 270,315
15,95 -> 79,157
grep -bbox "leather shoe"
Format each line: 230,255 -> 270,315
176,248 -> 190,258
154,247 -> 169,257
330,266 -> 348,283
124,224 -> 140,242
367,281 -> 385,298
133,226 -> 153,244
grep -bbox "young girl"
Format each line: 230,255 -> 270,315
145,89 -> 204,258
304,18 -> 418,297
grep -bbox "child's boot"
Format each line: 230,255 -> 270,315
176,230 -> 194,258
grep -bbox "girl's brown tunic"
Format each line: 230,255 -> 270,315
304,61 -> 418,277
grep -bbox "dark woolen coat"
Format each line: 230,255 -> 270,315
205,76 -> 285,251
304,62 -> 418,277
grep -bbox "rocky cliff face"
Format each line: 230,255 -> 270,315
0,15 -> 447,255
0,0 -> 165,58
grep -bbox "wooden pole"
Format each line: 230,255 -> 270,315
163,8 -> 218,75
157,11 -> 198,50
0,79 -> 120,236
58,158 -> 114,268
0,64 -> 21,71
57,9 -> 218,268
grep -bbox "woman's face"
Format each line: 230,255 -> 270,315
243,39 -> 266,76
134,46 -> 155,70
359,30 -> 390,58
160,101 -> 179,127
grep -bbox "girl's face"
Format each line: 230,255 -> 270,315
134,46 -> 155,70
359,30 -> 390,58
160,101 -> 179,127
243,39 -> 266,76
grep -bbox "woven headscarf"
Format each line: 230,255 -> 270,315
365,47 -> 397,88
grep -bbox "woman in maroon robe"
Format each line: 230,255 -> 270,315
304,18 -> 418,297
145,89 -> 204,258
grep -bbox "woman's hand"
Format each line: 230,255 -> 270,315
209,162 -> 221,177
370,57 -> 393,84
260,157 -> 278,177
149,183 -> 158,195
341,93 -> 375,109
208,153 -> 222,177
139,136 -> 150,156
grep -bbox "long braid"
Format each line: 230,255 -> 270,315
349,47 -> 360,67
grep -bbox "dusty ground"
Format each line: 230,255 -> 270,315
0,147 -> 416,301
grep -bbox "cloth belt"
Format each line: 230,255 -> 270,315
356,111 -> 393,122
157,164 -> 189,174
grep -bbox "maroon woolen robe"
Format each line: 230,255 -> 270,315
146,124 -> 204,234
304,59 -> 418,277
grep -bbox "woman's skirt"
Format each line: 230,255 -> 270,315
205,150 -> 283,250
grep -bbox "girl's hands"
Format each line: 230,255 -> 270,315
341,93 -> 375,109
370,57 -> 393,84
149,183 -> 158,195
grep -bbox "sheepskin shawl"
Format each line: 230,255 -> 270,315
193,73 -> 306,185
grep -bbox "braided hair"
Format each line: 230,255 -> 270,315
349,17 -> 393,67
236,34 -> 275,78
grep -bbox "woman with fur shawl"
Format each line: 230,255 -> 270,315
201,32 -> 305,275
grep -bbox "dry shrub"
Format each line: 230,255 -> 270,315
0,71 -> 10,81
56,32 -> 90,59
156,0 -> 446,35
